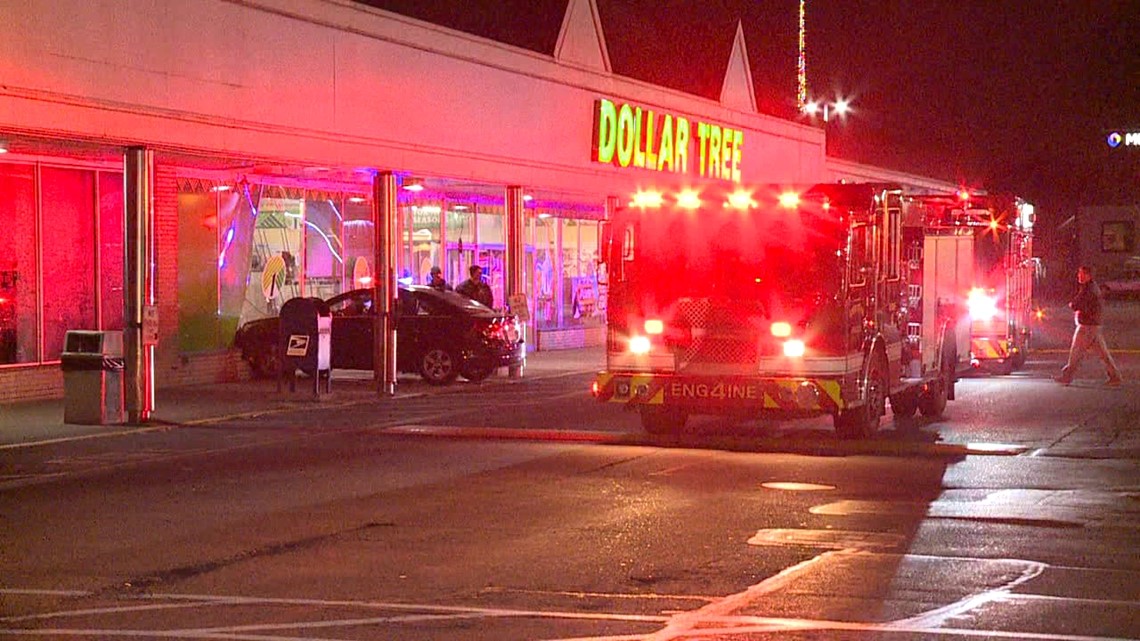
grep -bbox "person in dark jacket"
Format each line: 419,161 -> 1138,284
456,265 -> 493,308
427,266 -> 450,292
1056,265 -> 1122,385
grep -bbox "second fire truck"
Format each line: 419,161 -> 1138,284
911,191 -> 1037,373
592,182 -> 1030,438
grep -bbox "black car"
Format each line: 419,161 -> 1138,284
234,286 -> 524,384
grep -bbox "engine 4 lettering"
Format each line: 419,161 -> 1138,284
670,381 -> 759,400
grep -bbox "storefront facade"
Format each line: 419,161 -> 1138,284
0,0 -> 954,402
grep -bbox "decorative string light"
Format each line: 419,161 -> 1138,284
797,0 -> 807,113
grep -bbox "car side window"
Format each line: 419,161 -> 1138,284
330,296 -> 360,317
397,290 -> 418,317
415,294 -> 445,316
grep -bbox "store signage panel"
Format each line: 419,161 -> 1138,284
592,98 -> 744,183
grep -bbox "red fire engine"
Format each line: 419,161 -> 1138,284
910,191 -> 1037,373
592,182 -> 983,438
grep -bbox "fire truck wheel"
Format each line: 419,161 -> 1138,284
890,389 -> 920,419
1011,347 -> 1027,370
640,407 -> 688,435
918,372 -> 949,417
834,358 -> 887,439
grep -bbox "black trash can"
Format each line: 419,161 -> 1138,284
60,330 -> 125,425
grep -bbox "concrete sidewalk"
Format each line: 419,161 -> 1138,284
0,347 -> 605,449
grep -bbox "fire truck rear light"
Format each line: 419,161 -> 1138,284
770,322 -> 792,337
783,339 -> 806,358
591,380 -> 600,396
629,335 -> 651,354
644,319 -> 664,335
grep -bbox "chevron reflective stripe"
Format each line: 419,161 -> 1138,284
760,379 -> 843,411
971,337 -> 1009,360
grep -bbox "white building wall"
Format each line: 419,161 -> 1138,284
0,0 -> 832,195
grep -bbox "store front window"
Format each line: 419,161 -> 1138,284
477,206 -> 506,309
531,215 -> 557,328
177,178 -> 370,353
402,201 -> 443,286
0,161 -> 123,366
445,205 -> 475,288
0,163 -> 38,365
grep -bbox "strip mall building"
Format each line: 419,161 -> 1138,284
0,0 -> 955,403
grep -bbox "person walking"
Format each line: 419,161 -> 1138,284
1056,265 -> 1123,386
456,264 -> 493,308
427,266 -> 450,292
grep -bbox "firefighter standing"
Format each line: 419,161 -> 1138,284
1056,265 -> 1123,386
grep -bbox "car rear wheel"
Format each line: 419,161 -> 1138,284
249,345 -> 280,379
420,347 -> 458,385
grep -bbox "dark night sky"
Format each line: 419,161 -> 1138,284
360,0 -> 1139,222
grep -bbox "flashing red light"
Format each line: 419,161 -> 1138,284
629,335 -> 651,354
644,319 -> 664,335
676,190 -> 701,210
783,339 -> 806,358
770,321 -> 792,337
778,191 -> 801,209
958,189 -> 971,201
967,288 -> 999,322
591,380 -> 600,397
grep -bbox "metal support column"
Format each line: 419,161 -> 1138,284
505,185 -> 526,378
124,147 -> 155,424
373,172 -> 399,396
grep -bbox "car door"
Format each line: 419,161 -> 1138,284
328,290 -> 374,370
410,291 -> 465,358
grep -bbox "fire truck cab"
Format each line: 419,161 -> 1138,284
593,182 -> 975,438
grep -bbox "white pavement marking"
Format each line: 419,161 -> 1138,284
886,559 -> 1048,630
641,551 -> 842,641
747,528 -> 904,550
0,602 -> 218,623
0,426 -> 170,451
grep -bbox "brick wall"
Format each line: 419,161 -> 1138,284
0,366 -> 63,403
154,164 -> 181,376
536,326 -> 605,351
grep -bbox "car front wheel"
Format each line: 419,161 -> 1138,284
420,347 -> 458,385
460,357 -> 496,383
